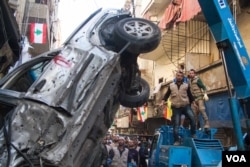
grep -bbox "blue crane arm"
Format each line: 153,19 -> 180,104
198,0 -> 250,99
198,0 -> 250,151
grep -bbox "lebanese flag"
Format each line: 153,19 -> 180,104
137,106 -> 148,122
30,23 -> 47,44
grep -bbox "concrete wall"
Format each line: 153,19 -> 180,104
199,7 -> 250,94
139,7 -> 250,124
237,7 -> 250,54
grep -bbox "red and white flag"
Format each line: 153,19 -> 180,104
137,105 -> 148,122
30,23 -> 47,44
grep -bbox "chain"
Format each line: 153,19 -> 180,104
232,0 -> 237,23
131,0 -> 135,17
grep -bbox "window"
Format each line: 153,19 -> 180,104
3,60 -> 50,92
158,77 -> 163,83
35,0 -> 47,4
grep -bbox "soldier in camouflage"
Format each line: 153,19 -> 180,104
189,69 -> 210,129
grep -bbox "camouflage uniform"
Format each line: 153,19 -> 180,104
190,76 -> 210,128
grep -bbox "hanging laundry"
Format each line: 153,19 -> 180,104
30,23 -> 47,44
176,0 -> 201,22
159,0 -> 201,30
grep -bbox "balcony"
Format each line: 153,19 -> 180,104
29,2 -> 48,19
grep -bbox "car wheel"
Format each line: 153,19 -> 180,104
113,18 -> 161,54
119,77 -> 150,108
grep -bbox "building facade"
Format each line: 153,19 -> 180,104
8,0 -> 60,56
114,0 -> 250,147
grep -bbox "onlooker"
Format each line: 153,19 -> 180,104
92,140 -> 109,167
106,134 -> 113,145
100,141 -> 109,167
124,136 -> 130,148
110,135 -> 119,148
127,140 -> 139,167
110,137 -> 129,167
189,69 -> 210,129
139,142 -> 149,167
102,138 -> 114,167
160,70 -> 196,146
134,139 -> 140,152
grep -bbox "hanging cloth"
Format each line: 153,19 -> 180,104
159,0 -> 201,30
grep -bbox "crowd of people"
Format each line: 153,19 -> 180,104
98,134 -> 151,167
96,68 -> 210,165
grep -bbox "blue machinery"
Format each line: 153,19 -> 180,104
198,0 -> 250,150
149,126 -> 223,166
148,1 -> 250,166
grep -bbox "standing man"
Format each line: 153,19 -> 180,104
138,141 -> 149,167
189,69 -> 210,129
102,137 -> 114,167
110,137 -> 129,167
92,140 -> 109,167
160,70 -> 196,146
161,71 -> 196,145
173,68 -> 189,128
127,140 -> 139,167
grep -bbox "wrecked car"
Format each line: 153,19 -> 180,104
0,8 -> 161,167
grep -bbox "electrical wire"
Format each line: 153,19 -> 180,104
233,0 -> 237,23
131,0 -> 136,17
3,110 -> 34,167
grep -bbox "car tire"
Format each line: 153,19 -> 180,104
119,77 -> 150,108
113,18 -> 161,54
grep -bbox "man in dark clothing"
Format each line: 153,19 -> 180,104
127,140 -> 139,167
139,142 -> 149,167
92,141 -> 109,167
160,70 -> 196,146
102,138 -> 114,167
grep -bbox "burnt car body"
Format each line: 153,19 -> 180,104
0,8 -> 161,167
